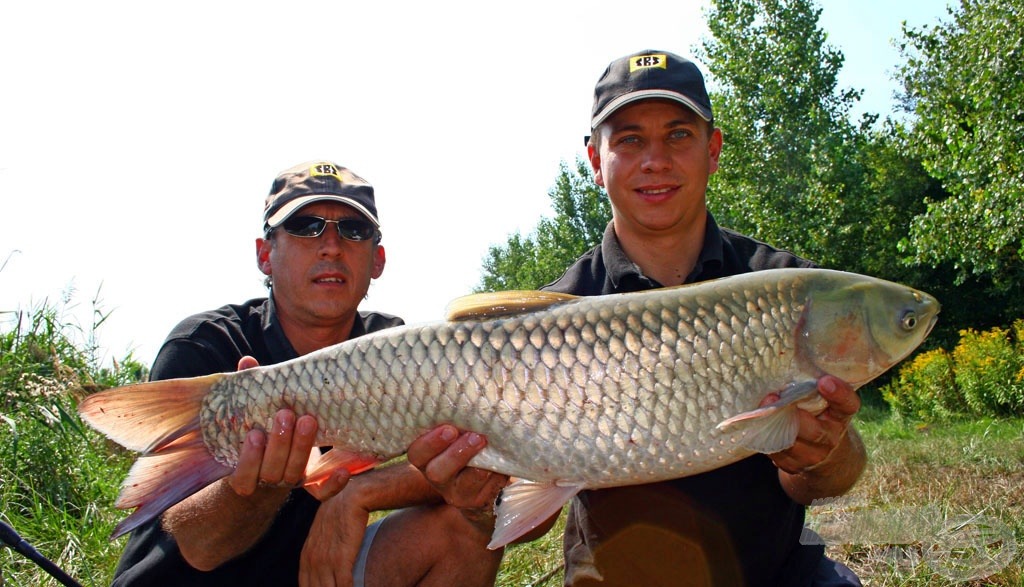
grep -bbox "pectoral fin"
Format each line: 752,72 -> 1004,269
716,380 -> 820,453
302,448 -> 385,487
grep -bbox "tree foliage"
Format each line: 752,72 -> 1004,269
695,0 -> 866,269
896,0 -> 1024,293
477,158 -> 610,292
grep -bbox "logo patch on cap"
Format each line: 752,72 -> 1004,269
629,54 -> 667,73
310,163 -> 343,180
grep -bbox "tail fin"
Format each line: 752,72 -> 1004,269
78,375 -> 233,538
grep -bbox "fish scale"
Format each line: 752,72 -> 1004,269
79,268 -> 939,545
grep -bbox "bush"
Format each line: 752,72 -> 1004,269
881,348 -> 962,421
953,320 -> 1024,416
882,319 -> 1024,421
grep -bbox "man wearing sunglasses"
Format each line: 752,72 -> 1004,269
110,161 -> 505,587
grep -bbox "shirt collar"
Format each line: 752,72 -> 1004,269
602,213 -> 726,289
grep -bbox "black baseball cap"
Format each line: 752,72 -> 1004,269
263,161 -> 379,229
590,50 -> 713,130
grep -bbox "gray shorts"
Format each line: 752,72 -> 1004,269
352,518 -> 384,587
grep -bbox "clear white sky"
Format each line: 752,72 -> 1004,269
0,0 -> 951,368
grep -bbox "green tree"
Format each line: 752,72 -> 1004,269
896,0 -> 1024,294
477,158 -> 610,292
696,0 -> 866,270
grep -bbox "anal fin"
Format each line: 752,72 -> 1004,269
488,480 -> 581,550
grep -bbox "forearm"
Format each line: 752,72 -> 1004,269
343,460 -> 500,537
780,426 -> 866,505
162,479 -> 292,570
343,460 -> 443,512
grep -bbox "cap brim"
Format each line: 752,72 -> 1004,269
266,195 -> 380,228
591,90 -> 713,129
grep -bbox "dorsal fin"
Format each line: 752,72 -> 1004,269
445,290 -> 579,321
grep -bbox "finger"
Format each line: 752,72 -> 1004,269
423,432 -> 488,485
258,409 -> 297,484
237,355 -> 260,371
281,415 -> 318,485
794,409 -> 835,447
229,429 -> 267,496
817,376 -> 860,419
305,468 -> 352,501
449,472 -> 509,510
407,425 -> 460,469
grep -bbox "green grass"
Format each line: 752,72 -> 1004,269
1,421 -> 132,586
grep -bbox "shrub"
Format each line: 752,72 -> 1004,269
881,348 -> 964,421
882,319 -> 1024,421
953,324 -> 1024,416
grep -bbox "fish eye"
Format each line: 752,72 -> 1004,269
900,310 -> 919,330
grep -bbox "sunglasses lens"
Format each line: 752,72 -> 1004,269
336,219 -> 377,241
281,216 -> 327,237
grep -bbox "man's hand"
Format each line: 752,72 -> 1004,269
766,375 -> 860,474
227,357 -> 350,501
407,425 -> 509,531
298,491 -> 370,587
768,375 -> 867,504
167,356 -> 348,570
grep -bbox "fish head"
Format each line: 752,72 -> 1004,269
799,272 -> 940,387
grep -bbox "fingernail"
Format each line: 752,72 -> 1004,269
297,417 -> 316,435
248,429 -> 265,447
440,426 -> 457,442
820,378 -> 836,394
276,413 -> 291,435
467,433 -> 483,447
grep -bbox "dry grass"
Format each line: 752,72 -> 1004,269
817,413 -> 1024,586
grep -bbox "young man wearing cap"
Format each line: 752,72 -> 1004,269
412,52 -> 867,586
110,161 -> 505,587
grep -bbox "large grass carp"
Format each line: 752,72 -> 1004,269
79,268 -> 939,547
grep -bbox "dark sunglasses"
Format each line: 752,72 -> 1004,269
278,215 -> 380,242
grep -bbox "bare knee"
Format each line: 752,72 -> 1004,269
364,505 -> 502,587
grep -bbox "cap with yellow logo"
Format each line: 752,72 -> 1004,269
263,161 -> 379,229
590,50 -> 713,130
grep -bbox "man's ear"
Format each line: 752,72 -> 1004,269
371,245 -> 386,279
587,143 -> 605,188
256,237 -> 272,276
708,127 -> 723,175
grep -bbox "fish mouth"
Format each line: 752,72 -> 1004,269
918,293 -> 941,339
